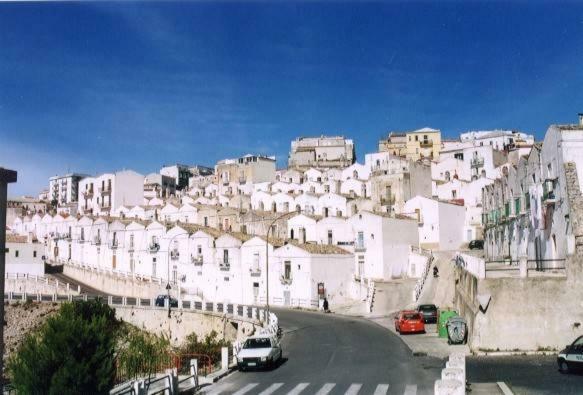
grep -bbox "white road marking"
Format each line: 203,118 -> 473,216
497,382 -> 515,395
286,383 -> 310,395
258,383 -> 284,395
233,383 -> 259,395
205,383 -> 233,395
315,383 -> 336,395
373,384 -> 390,395
345,383 -> 362,395
403,384 -> 417,395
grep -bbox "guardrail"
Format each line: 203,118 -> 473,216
6,272 -> 80,294
413,252 -> 434,302
63,261 -> 168,285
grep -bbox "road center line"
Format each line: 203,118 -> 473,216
344,383 -> 362,395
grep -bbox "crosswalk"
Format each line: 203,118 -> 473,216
201,382 -> 419,395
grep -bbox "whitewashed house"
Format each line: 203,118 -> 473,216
348,211 -> 419,281
287,214 -> 319,243
403,196 -> 465,250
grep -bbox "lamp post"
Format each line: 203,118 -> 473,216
166,231 -> 189,318
265,208 -> 301,320
0,168 -> 17,386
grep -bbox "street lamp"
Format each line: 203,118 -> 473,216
166,231 -> 189,318
265,208 -> 301,320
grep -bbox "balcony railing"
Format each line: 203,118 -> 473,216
109,240 -> 119,249
419,139 -> 433,147
149,243 -> 160,253
238,177 -> 247,184
191,255 -> 203,265
93,237 -> 101,245
249,268 -> 261,277
219,262 -> 230,271
128,244 -> 135,252
280,275 -> 292,285
543,191 -> 556,205
82,190 -> 94,198
470,156 -> 485,168
98,187 -> 111,195
170,250 -> 180,260
354,242 -> 366,252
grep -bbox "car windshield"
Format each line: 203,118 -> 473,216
419,305 -> 436,311
243,338 -> 272,349
573,337 -> 583,347
404,313 -> 421,320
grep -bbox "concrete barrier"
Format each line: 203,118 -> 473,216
434,353 -> 466,395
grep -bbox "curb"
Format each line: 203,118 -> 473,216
473,350 -> 558,357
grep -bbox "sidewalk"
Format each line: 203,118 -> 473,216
368,315 -> 471,359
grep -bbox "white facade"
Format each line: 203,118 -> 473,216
48,173 -> 88,207
78,170 -> 144,216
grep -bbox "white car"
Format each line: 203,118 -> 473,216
236,334 -> 283,371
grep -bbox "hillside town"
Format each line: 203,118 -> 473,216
6,116 -> 583,394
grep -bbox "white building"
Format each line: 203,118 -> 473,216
5,234 -> 45,275
403,196 -> 465,250
460,130 -> 535,151
78,170 -> 144,216
144,173 -> 176,199
48,173 -> 88,207
160,164 -> 192,190
288,136 -> 355,170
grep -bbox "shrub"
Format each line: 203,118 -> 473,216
180,330 -> 230,366
7,300 -> 119,394
116,328 -> 172,381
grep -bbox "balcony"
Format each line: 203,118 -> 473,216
101,203 -> 111,211
219,262 -> 230,271
98,187 -> 111,195
149,243 -> 160,253
238,177 -> 247,184
128,244 -> 135,252
543,191 -> 556,205
419,139 -> 433,147
110,240 -> 119,249
170,250 -> 180,260
280,275 -> 292,285
249,268 -> 261,277
65,234 -> 72,242
82,190 -> 94,199
93,236 -> 101,246
354,242 -> 366,252
191,255 -> 203,265
470,156 -> 485,168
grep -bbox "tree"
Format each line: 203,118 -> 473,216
7,300 -> 119,394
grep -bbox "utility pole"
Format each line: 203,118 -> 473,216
0,168 -> 17,386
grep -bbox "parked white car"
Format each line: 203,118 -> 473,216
236,334 -> 283,371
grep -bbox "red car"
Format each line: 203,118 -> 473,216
394,310 -> 426,334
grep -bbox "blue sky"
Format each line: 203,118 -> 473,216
2,1 -> 583,196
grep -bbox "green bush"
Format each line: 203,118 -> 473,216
116,328 -> 172,381
7,300 -> 119,394
180,330 -> 229,366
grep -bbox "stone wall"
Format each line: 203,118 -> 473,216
5,277 -> 80,295
454,162 -> 583,351
63,264 -> 164,298
114,306 -> 258,345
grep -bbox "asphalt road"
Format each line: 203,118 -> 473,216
467,355 -> 582,395
201,308 -> 442,395
47,271 -> 112,297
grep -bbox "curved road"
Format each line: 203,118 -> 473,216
202,308 -> 442,395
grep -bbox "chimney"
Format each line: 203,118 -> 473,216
579,113 -> 583,126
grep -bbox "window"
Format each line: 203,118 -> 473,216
357,231 -> 364,249
204,217 -> 208,227
197,244 -> 202,255
415,135 -> 418,141
15,250 -> 19,258
284,260 -> 291,279
327,230 -> 333,245
452,190 -> 457,199
33,251 -> 37,258
223,249 -> 229,265
253,252 -> 260,271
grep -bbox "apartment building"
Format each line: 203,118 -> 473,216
482,120 -> 583,267
78,170 -> 144,216
436,142 -> 508,182
48,173 -> 88,208
160,164 -> 192,190
379,127 -> 442,160
288,136 -> 355,170
144,173 -> 176,199
460,130 -> 535,151
215,154 -> 276,195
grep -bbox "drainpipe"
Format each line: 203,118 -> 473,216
0,168 -> 17,386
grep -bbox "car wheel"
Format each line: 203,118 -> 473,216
559,359 -> 569,374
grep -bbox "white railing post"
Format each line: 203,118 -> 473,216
190,358 -> 199,387
221,347 -> 229,371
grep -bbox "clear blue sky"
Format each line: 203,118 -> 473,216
2,1 -> 583,196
